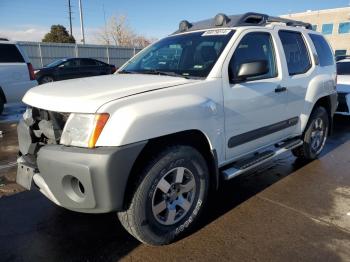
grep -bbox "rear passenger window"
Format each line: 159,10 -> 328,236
309,34 -> 334,67
278,31 -> 311,75
0,44 -> 25,63
80,59 -> 97,66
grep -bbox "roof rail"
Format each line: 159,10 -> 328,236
266,16 -> 312,30
174,12 -> 312,34
0,38 -> 9,41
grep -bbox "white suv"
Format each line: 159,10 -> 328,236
16,13 -> 337,245
0,40 -> 37,114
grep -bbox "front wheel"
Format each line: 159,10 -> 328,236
39,75 -> 54,84
292,106 -> 329,160
118,145 -> 209,245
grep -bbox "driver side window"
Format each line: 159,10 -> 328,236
229,32 -> 277,82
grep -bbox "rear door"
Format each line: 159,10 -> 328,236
0,43 -> 32,103
79,58 -> 101,77
222,30 -> 290,160
277,30 -> 315,133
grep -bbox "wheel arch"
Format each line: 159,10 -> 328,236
122,129 -> 219,210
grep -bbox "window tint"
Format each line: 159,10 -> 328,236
63,59 -> 79,67
309,34 -> 334,67
338,22 -> 350,34
0,44 -> 25,63
229,32 -> 277,81
278,31 -> 311,75
322,24 -> 333,35
80,59 -> 97,66
337,62 -> 350,75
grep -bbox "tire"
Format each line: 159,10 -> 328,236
292,106 -> 329,160
118,145 -> 209,246
39,75 -> 54,85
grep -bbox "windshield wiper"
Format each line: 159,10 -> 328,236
138,70 -> 190,79
118,70 -> 138,74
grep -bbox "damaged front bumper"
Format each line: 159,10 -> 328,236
16,111 -> 147,213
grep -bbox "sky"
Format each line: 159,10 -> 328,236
0,0 -> 349,44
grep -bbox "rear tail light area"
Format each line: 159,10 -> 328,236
27,63 -> 36,80
111,65 -> 117,74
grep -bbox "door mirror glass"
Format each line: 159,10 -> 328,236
232,60 -> 269,82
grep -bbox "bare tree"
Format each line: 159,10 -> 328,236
97,14 -> 155,47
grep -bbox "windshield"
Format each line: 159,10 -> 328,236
120,30 -> 235,78
337,62 -> 350,75
45,59 -> 67,68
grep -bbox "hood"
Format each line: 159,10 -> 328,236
337,75 -> 350,93
23,74 -> 195,113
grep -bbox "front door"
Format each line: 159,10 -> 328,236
223,31 -> 291,160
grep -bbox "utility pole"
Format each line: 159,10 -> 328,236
78,0 -> 86,44
68,0 -> 73,36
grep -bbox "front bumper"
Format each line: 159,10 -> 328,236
17,140 -> 147,213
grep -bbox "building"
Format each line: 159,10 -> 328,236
281,7 -> 350,56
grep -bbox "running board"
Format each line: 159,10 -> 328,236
222,138 -> 303,180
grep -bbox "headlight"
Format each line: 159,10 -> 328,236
60,113 -> 109,148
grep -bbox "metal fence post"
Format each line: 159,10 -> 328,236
75,44 -> 79,57
38,43 -> 44,67
106,46 -> 110,64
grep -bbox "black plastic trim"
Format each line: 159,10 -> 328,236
228,117 -> 299,148
0,86 -> 7,103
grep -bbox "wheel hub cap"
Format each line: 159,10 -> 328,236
151,167 -> 196,226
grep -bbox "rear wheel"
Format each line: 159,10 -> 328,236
39,75 -> 54,84
292,106 -> 329,160
118,145 -> 209,245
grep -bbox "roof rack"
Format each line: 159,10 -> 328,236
174,12 -> 312,34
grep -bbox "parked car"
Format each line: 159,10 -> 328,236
336,58 -> 350,115
0,39 -> 37,114
17,12 -> 337,245
35,58 -> 117,84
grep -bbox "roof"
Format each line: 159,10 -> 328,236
173,12 -> 312,34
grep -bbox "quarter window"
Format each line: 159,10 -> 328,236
309,34 -> 334,67
322,24 -> 333,35
229,32 -> 277,82
0,44 -> 25,63
312,25 -> 318,31
339,22 -> 350,34
279,31 -> 311,75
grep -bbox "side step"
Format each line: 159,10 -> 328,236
222,138 -> 303,180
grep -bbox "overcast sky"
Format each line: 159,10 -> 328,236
0,0 -> 349,43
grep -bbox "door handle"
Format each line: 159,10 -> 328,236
275,86 -> 287,93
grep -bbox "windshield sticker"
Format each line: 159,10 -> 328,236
202,29 -> 231,36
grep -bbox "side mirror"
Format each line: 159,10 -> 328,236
231,60 -> 269,83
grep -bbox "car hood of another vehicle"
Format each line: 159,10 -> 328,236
337,75 -> 350,93
23,74 -> 196,113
